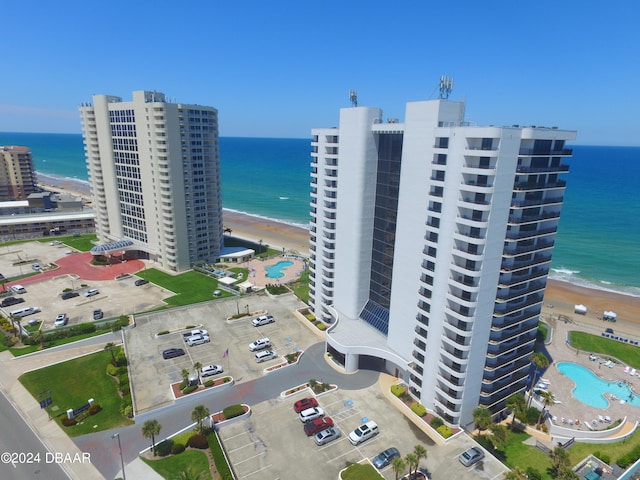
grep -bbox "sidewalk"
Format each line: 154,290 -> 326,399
0,341 -> 162,480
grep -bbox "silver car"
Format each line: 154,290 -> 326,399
314,427 -> 340,445
458,447 -> 484,467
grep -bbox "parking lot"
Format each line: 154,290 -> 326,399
0,241 -> 167,329
125,293 -> 317,413
218,385 -> 508,480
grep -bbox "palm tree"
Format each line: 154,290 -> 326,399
549,446 -> 571,477
506,392 -> 526,425
404,453 -> 417,478
489,423 -> 508,451
14,316 -> 22,340
193,361 -> 202,373
413,444 -> 427,475
391,456 -> 406,480
537,390 -> 555,426
104,342 -> 117,364
527,352 -> 550,407
504,466 -> 528,480
181,368 -> 190,383
141,419 -> 162,456
472,406 -> 493,431
179,468 -> 207,480
191,404 -> 210,433
258,239 -> 263,255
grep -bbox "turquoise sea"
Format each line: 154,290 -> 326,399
0,132 -> 638,296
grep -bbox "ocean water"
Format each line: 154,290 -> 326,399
0,132 -> 638,295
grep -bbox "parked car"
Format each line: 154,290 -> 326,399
92,309 -> 104,320
11,285 -> 27,294
183,329 -> 208,339
348,421 -> 379,445
135,279 -> 149,286
304,416 -> 333,436
84,288 -> 99,297
605,327 -> 614,334
314,427 -> 341,446
373,447 -> 400,469
458,447 -> 484,467
252,315 -> 275,326
248,337 -> 271,351
61,291 -> 79,300
293,397 -> 318,413
401,469 -> 430,480
162,348 -> 185,359
54,313 -> 68,327
200,365 -> 224,377
31,263 -> 42,271
298,407 -> 324,423
1,296 -> 25,307
185,334 -> 210,346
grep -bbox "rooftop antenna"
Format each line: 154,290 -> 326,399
439,76 -> 454,99
349,90 -> 358,107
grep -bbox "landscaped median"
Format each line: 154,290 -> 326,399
264,349 -> 303,373
170,375 -> 234,399
282,378 -> 338,398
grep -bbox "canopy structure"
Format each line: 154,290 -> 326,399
603,311 -> 617,319
90,239 -> 135,256
574,304 -> 587,314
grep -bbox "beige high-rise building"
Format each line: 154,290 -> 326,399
0,146 -> 38,200
79,90 -> 223,272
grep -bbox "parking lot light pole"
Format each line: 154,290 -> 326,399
112,432 -> 126,480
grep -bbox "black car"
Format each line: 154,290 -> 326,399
135,279 -> 149,286
1,296 -> 25,307
93,309 -> 104,320
61,291 -> 80,300
162,348 -> 185,359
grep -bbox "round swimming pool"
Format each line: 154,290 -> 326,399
557,362 -> 640,408
264,260 -> 294,279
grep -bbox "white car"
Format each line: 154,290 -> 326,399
348,421 -> 379,445
252,315 -> 275,326
183,328 -> 208,339
84,288 -> 99,297
186,334 -> 210,346
298,407 -> 324,423
54,313 -> 68,327
200,365 -> 223,377
249,338 -> 271,351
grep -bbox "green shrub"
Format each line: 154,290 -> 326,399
437,424 -> 452,438
88,403 -> 102,415
115,352 -> 127,367
179,380 -> 187,390
593,451 -> 611,465
316,323 -> 327,331
430,416 -> 444,429
187,433 -> 209,449
207,431 -> 234,480
222,404 -> 245,419
118,374 -> 129,388
60,415 -> 77,427
204,380 -> 214,388
182,385 -> 198,394
106,363 -> 118,376
155,439 -> 173,457
410,402 -> 427,417
158,330 -> 170,336
617,444 -> 640,468
525,406 -> 541,425
525,467 -> 543,480
391,384 -> 406,397
171,443 -> 185,455
223,377 -> 230,383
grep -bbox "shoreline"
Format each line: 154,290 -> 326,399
33,172 -> 640,325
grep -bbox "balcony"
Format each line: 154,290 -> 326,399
519,147 -> 573,156
507,211 -> 560,225
516,164 -> 569,174
503,240 -> 554,256
504,226 -> 557,241
513,180 -> 566,191
495,281 -> 546,303
501,254 -> 552,273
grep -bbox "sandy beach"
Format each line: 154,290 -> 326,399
35,172 -> 639,332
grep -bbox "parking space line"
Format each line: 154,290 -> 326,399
224,431 -> 250,441
239,464 -> 272,478
228,441 -> 258,453
234,452 -> 266,465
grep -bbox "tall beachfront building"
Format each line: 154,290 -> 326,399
79,90 -> 223,272
309,98 -> 575,428
0,146 -> 38,200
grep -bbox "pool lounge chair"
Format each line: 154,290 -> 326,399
585,421 -> 595,430
604,416 -> 612,422
624,366 -> 630,373
598,415 -> 605,422
631,369 -> 637,375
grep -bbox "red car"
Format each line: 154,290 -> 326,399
304,416 -> 334,436
293,397 -> 318,413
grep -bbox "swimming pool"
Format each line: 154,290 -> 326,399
557,362 -> 640,408
264,261 -> 294,279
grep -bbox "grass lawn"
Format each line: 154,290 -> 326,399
36,234 -> 97,252
340,463 -> 384,479
498,428 -> 553,478
141,450 -> 212,480
289,268 -> 310,304
10,331 -> 106,357
568,426 -> 640,466
569,331 -> 640,368
136,269 -> 219,306
19,349 -> 133,436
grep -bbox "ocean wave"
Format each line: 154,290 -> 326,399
222,208 -> 310,231
36,171 -> 91,187
551,267 -> 581,275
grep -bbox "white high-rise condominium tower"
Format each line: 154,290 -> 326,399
310,98 -> 575,428
80,90 -> 223,272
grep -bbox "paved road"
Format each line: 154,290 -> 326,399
0,391 -> 69,480
73,342 -> 379,479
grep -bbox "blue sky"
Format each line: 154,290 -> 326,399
1,0 -> 639,145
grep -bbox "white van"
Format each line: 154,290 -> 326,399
11,285 -> 27,294
10,306 -> 40,317
255,350 -> 276,363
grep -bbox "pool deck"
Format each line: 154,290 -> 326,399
245,255 -> 306,287
533,312 -> 640,438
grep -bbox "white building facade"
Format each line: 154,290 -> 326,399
310,99 -> 575,428
80,90 -> 223,271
